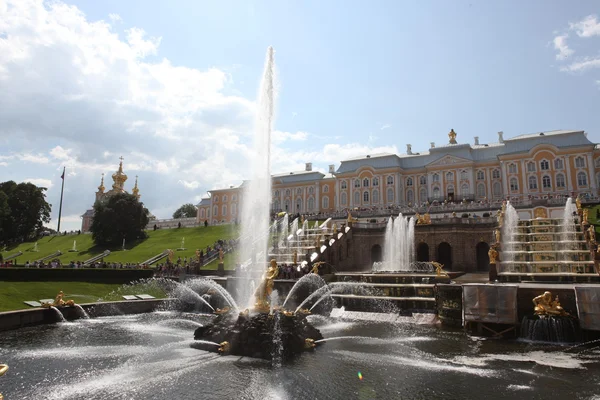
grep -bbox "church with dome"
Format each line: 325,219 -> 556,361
80,158 -> 144,232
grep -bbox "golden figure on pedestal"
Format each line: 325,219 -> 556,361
41,291 -> 75,308
488,246 -> 499,265
533,291 -> 569,317
494,229 -> 501,244
254,259 -> 279,312
431,261 -> 447,277
588,225 -> 596,244
415,213 -> 432,225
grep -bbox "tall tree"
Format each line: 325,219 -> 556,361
173,203 -> 197,219
90,193 -> 149,247
0,181 -> 52,244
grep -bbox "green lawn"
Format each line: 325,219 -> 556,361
584,205 -> 600,235
0,281 -> 167,312
1,225 -> 239,266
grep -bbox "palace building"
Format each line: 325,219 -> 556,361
198,129 -> 598,224
81,158 -> 142,232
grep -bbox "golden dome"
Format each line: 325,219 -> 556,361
97,173 -> 105,193
132,175 -> 140,199
111,157 -> 128,191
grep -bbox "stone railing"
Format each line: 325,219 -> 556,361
146,217 -> 198,230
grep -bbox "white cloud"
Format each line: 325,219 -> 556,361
570,15 -> 600,38
272,130 -> 308,144
108,13 -> 122,24
0,162 -> 7,167
18,153 -> 49,164
178,180 -> 200,190
553,35 -> 574,60
50,145 -> 73,160
561,57 -> 600,72
23,178 -> 53,189
380,123 -> 391,130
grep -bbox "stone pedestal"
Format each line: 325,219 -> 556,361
217,262 -> 225,276
489,263 -> 498,282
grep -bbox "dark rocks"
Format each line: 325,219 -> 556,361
193,311 -> 323,362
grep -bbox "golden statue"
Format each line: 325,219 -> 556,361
304,338 -> 316,349
533,291 -> 569,317
448,129 -> 457,145
214,306 -> 231,315
588,225 -> 596,244
496,209 -> 504,227
488,246 -> 499,264
311,261 -> 325,275
431,261 -> 446,277
282,310 -> 294,317
333,223 -> 338,234
414,212 -> 421,223
423,213 -> 431,224
218,341 -> 230,354
41,291 -> 75,308
0,363 -> 7,400
218,248 -> 224,262
254,259 -> 279,312
576,196 -> 582,213
583,208 -> 589,224
494,229 -> 501,244
314,234 -> 322,250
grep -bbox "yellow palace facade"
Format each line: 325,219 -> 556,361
197,129 -> 599,224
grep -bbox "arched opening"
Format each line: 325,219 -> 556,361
371,244 -> 382,264
416,242 -> 429,262
437,242 -> 452,270
476,242 -> 490,272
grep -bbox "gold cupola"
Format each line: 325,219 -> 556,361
111,157 -> 128,192
132,175 -> 140,199
97,173 -> 105,193
448,129 -> 457,145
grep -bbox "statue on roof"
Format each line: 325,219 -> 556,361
448,129 -> 457,145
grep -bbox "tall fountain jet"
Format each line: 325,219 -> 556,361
376,214 -> 415,272
238,47 -> 277,307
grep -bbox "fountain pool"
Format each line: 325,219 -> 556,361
2,310 -> 600,399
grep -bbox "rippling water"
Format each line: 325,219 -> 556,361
2,311 -> 600,399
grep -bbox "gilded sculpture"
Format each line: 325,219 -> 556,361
588,225 -> 596,244
292,249 -> 298,265
488,246 -> 499,264
0,363 -> 7,400
431,261 -> 446,277
532,291 -> 569,317
41,291 -> 75,308
494,229 -> 501,244
448,129 -> 457,145
415,213 -> 431,225
583,208 -> 589,225
254,259 -> 279,312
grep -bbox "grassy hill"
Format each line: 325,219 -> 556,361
1,225 -> 239,266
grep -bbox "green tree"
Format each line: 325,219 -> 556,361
172,203 -> 197,219
0,181 -> 52,244
90,193 -> 150,247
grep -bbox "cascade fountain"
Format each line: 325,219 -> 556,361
373,213 -> 415,272
501,202 -> 519,264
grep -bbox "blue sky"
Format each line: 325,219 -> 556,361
0,0 -> 599,231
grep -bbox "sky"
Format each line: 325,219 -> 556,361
0,0 -> 599,231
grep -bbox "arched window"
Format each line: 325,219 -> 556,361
354,179 -> 361,188
308,187 -> 314,194
213,195 -> 219,202
322,196 -> 329,209
308,197 -> 315,211
527,162 -> 536,172
542,175 -> 551,189
223,195 -> 227,202
284,199 -> 290,211
420,176 -> 427,185
274,190 -> 280,197
554,159 -> 564,170
432,173 -> 440,183
363,191 -> 369,202
407,190 -> 414,204
272,200 -> 279,212
529,176 -> 538,190
476,170 -> 484,180
232,203 -> 237,215
575,157 -> 586,168
540,160 -> 549,170
296,188 -> 302,195
477,183 -> 485,198
341,192 -> 347,206
213,205 -> 218,216
354,191 -> 360,205
578,172 -> 588,187
232,195 -> 237,201
460,170 -> 468,181
510,178 -> 518,191
285,189 -> 291,196
492,169 -> 501,179
508,163 -> 517,174
373,177 -> 379,186
387,176 -> 394,185
323,186 -> 329,193
556,174 -> 566,188
420,188 -> 427,202
222,205 -> 227,216
296,198 -> 303,211
433,187 -> 440,199
406,177 -> 413,186
387,188 -> 394,202
493,182 -> 502,198
373,190 -> 379,204
461,184 -> 469,197
200,209 -> 205,218
363,178 -> 370,187
446,172 -> 454,182
341,181 -> 347,189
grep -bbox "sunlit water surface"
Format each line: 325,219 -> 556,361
2,311 -> 600,399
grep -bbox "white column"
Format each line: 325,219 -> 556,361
565,156 -> 573,192
501,161 -> 509,197
280,190 -> 284,212
587,153 -> 597,191
335,180 -> 340,210
486,168 -> 492,199
316,182 -> 320,212
521,160 -> 529,196
302,187 -> 306,213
